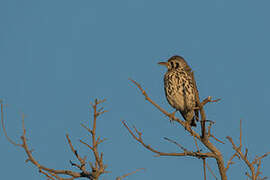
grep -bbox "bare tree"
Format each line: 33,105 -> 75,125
1,99 -> 144,180
1,78 -> 269,179
122,78 -> 270,180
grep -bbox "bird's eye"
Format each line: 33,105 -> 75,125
175,62 -> 179,69
170,62 -> 174,68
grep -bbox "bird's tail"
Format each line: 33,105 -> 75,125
190,117 -> 197,127
181,110 -> 197,127
191,109 -> 199,127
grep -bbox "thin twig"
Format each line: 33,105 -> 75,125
206,162 -> 218,180
66,135 -> 87,172
163,137 -> 189,152
203,158 -> 207,180
116,168 -> 145,180
1,102 -> 22,146
226,152 -> 238,171
210,134 -> 225,144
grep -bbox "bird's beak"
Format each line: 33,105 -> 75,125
158,62 -> 168,67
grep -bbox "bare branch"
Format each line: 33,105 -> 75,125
79,139 -> 94,151
127,79 -> 227,180
122,120 -> 215,159
20,119 -> 85,179
226,152 -> 238,171
201,96 -> 221,106
163,137 -> 189,152
226,120 -> 270,180
1,102 -> 22,147
81,123 -> 92,135
207,162 -> 218,180
252,152 -> 270,165
66,135 -> 87,172
191,134 -> 201,153
210,134 -> 225,144
39,169 -> 57,180
3,99 -> 114,180
129,78 -> 200,139
203,159 -> 206,180
80,98 -> 109,179
116,168 -> 145,180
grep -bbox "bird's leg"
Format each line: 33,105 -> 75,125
168,110 -> 177,123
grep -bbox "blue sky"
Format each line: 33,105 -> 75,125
1,0 -> 270,179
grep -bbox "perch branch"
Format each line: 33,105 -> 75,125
122,120 -> 215,159
127,79 -> 227,180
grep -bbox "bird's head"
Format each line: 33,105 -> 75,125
158,55 -> 191,71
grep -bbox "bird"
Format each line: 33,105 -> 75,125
158,55 -> 198,126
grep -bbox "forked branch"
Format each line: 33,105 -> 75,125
126,79 -> 227,180
122,120 -> 215,159
226,120 -> 270,180
2,99 -> 135,180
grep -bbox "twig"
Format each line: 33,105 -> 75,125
192,135 -> 201,152
116,168 -> 145,180
226,152 -> 238,171
226,120 -> 270,180
206,162 -> 218,180
66,135 -> 87,172
1,102 -> 22,146
210,134 -> 225,144
201,97 -> 221,106
39,169 -> 56,180
81,99 -> 109,179
122,120 -> 215,159
20,119 -> 84,179
163,137 -> 189,152
203,158 -> 207,180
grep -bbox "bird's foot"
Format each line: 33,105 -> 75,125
168,110 -> 177,123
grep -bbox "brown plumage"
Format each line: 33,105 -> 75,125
158,55 -> 198,126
